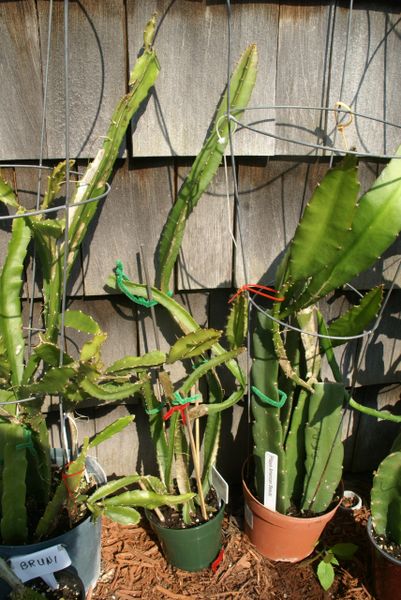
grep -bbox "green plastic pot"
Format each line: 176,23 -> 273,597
146,501 -> 225,571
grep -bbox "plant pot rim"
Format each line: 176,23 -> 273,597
341,489 -> 363,512
367,516 -> 401,567
146,499 -> 225,532
242,456 -> 343,523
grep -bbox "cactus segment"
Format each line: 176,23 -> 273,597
1,424 -> 29,544
106,276 -> 246,387
279,156 -> 359,294
106,351 -> 166,374
88,415 -> 134,448
79,378 -> 142,401
157,44 -> 258,293
62,310 -> 101,334
326,286 -> 383,346
41,160 -> 75,212
301,382 -> 344,513
65,25 -> 160,280
79,332 -> 108,362
167,329 -> 222,363
251,310 -> 286,507
101,489 -> 195,510
180,347 -> 243,394
139,375 -> 168,484
34,439 -> 90,540
371,451 -> 401,544
226,294 -> 248,349
0,217 -> 31,391
295,146 -> 401,307
0,176 -> 19,208
102,506 -> 141,525
201,372 -> 223,495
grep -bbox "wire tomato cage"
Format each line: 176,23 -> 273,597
222,0 -> 401,490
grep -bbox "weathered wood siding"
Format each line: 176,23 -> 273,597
0,0 -> 400,477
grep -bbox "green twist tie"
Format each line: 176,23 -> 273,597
145,402 -> 165,415
16,427 -> 34,451
192,359 -> 209,370
173,391 -> 201,405
115,260 -> 172,308
251,386 -> 287,408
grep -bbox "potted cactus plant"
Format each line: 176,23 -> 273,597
0,13 -> 168,595
103,43 -> 257,571
243,152 -> 401,562
368,431 -> 401,600
105,272 -> 247,571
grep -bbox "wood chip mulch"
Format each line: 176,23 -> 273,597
90,503 -> 375,600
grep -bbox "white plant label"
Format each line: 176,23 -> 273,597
211,465 -> 229,505
244,503 -> 253,529
264,451 -> 278,511
9,544 -> 71,590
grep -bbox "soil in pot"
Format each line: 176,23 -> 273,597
20,568 -> 85,600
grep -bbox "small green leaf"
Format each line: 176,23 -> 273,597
331,542 -> 358,560
167,329 -> 222,363
61,310 -> 101,335
103,505 -> 141,525
0,177 -> 19,208
89,415 -> 134,448
317,560 -> 335,591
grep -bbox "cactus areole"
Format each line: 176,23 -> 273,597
250,151 -> 401,518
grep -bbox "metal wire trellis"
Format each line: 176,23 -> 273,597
224,0 -> 401,500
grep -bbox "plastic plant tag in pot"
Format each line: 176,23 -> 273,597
146,501 -> 225,572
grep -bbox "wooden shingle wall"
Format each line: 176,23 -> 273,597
1,0 -> 400,478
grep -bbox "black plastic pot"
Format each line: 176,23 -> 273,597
146,501 -> 225,572
367,517 -> 401,600
0,455 -> 105,597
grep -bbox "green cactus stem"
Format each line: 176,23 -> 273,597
157,44 -> 258,293
371,451 -> 401,544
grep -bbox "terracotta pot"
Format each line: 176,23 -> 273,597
242,461 -> 342,562
367,517 -> 401,600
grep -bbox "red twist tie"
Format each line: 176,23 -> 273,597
228,284 -> 285,304
62,463 -> 85,499
162,402 -> 190,425
211,548 -> 224,573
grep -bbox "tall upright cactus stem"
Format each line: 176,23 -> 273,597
157,44 -> 258,293
29,14 -> 160,343
1,424 -> 28,544
0,217 -> 31,393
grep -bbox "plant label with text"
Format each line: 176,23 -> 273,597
211,465 -> 229,505
264,451 -> 278,511
9,544 -> 71,590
